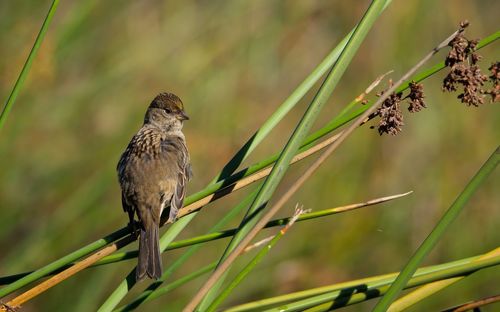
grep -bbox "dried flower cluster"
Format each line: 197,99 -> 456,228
372,21 -> 498,136
484,62 -> 499,102
444,21 -> 474,67
376,90 -> 404,136
371,80 -> 426,136
407,82 -> 426,113
442,21 -> 490,106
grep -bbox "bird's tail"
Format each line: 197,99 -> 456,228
136,225 -> 162,280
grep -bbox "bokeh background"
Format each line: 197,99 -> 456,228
0,1 -> 499,311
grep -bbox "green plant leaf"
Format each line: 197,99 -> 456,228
0,0 -> 60,132
372,146 -> 499,311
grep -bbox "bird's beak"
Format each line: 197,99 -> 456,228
178,111 -> 189,121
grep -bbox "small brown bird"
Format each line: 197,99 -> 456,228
117,92 -> 192,280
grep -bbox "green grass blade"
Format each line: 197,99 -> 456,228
387,278 -> 461,312
262,253 -> 500,312
2,25 -> 496,301
372,146 -> 499,312
195,1 -> 389,310
303,257 -> 500,312
0,0 -> 60,132
0,227 -> 129,298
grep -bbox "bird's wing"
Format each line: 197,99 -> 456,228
160,136 -> 191,222
117,140 -> 134,214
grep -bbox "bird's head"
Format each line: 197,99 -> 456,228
144,92 -> 189,131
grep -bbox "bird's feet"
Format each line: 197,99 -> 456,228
166,209 -> 179,224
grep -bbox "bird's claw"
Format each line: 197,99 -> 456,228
166,209 -> 178,224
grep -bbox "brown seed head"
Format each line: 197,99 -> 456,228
375,90 -> 404,136
408,81 -> 426,113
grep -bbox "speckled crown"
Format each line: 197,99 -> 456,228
149,92 -> 184,112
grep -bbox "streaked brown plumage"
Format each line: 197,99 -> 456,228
117,92 -> 192,280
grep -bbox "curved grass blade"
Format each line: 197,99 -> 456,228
0,0 -> 60,132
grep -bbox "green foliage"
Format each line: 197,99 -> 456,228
0,1 -> 498,311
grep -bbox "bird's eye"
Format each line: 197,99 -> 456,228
165,108 -> 172,114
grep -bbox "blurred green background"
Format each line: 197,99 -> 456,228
0,1 -> 499,311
